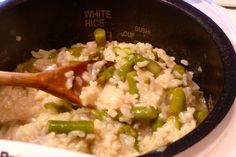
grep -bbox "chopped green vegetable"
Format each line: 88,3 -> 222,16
158,58 -> 165,63
68,47 -> 83,57
165,88 -> 174,104
192,90 -> 207,111
173,64 -> 185,77
151,118 -> 165,132
92,109 -> 107,120
94,28 -> 106,47
117,61 -> 134,81
88,52 -> 103,60
47,120 -> 94,134
131,106 -> 158,120
118,125 -> 139,151
170,87 -> 186,114
118,124 -> 137,138
124,54 -> 136,62
193,91 -> 205,104
146,60 -> 162,77
16,58 -> 38,73
48,51 -> 58,60
143,78 -> 150,84
126,71 -> 138,95
134,140 -> 140,152
117,53 -> 147,81
44,102 -> 58,113
130,54 -> 162,76
44,101 -> 72,113
151,50 -> 158,59
122,47 -> 136,54
167,116 -> 181,129
113,46 -> 121,54
132,54 -> 146,63
114,47 -> 136,54
194,110 -> 208,124
117,53 -> 162,81
97,66 -> 115,85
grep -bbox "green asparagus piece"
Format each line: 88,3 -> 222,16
146,60 -> 162,77
88,52 -> 103,60
118,53 -> 162,80
117,53 -> 145,81
97,66 -> 115,85
151,118 -> 165,132
123,47 -> 136,54
126,71 -> 139,95
124,54 -> 136,62
113,46 -> 121,54
151,50 -> 158,59
170,87 -> 186,114
44,102 -> 59,113
132,54 -> 162,76
16,58 -> 38,73
194,110 -> 208,124
131,106 -> 158,120
68,47 -> 83,57
48,51 -> 58,60
118,124 -> 137,138
173,64 -> 185,76
132,54 -> 146,63
158,58 -> 165,63
143,78 -> 150,84
117,61 -> 134,81
47,120 -> 94,134
193,91 -> 205,105
165,88 -> 174,104
118,124 -> 139,151
91,109 -> 107,120
94,28 -> 106,47
44,101 -> 72,113
192,90 -> 208,111
167,116 -> 181,129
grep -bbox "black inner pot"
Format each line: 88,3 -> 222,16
0,0 -> 235,156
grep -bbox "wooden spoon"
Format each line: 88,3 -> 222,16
0,61 -> 95,108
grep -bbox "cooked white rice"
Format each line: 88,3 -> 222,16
0,41 -> 208,157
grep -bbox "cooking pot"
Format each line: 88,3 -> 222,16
0,0 -> 235,156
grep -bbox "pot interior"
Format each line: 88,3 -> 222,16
0,0 -> 234,156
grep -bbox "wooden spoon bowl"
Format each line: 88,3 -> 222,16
0,61 -> 95,108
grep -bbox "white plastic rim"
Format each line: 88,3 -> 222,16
185,0 -> 236,49
0,140 -> 92,157
213,0 -> 236,7
177,1 -> 236,157
0,1 -> 235,157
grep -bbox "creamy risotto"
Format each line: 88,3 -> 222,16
0,30 -> 208,156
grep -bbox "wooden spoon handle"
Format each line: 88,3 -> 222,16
0,71 -> 39,87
